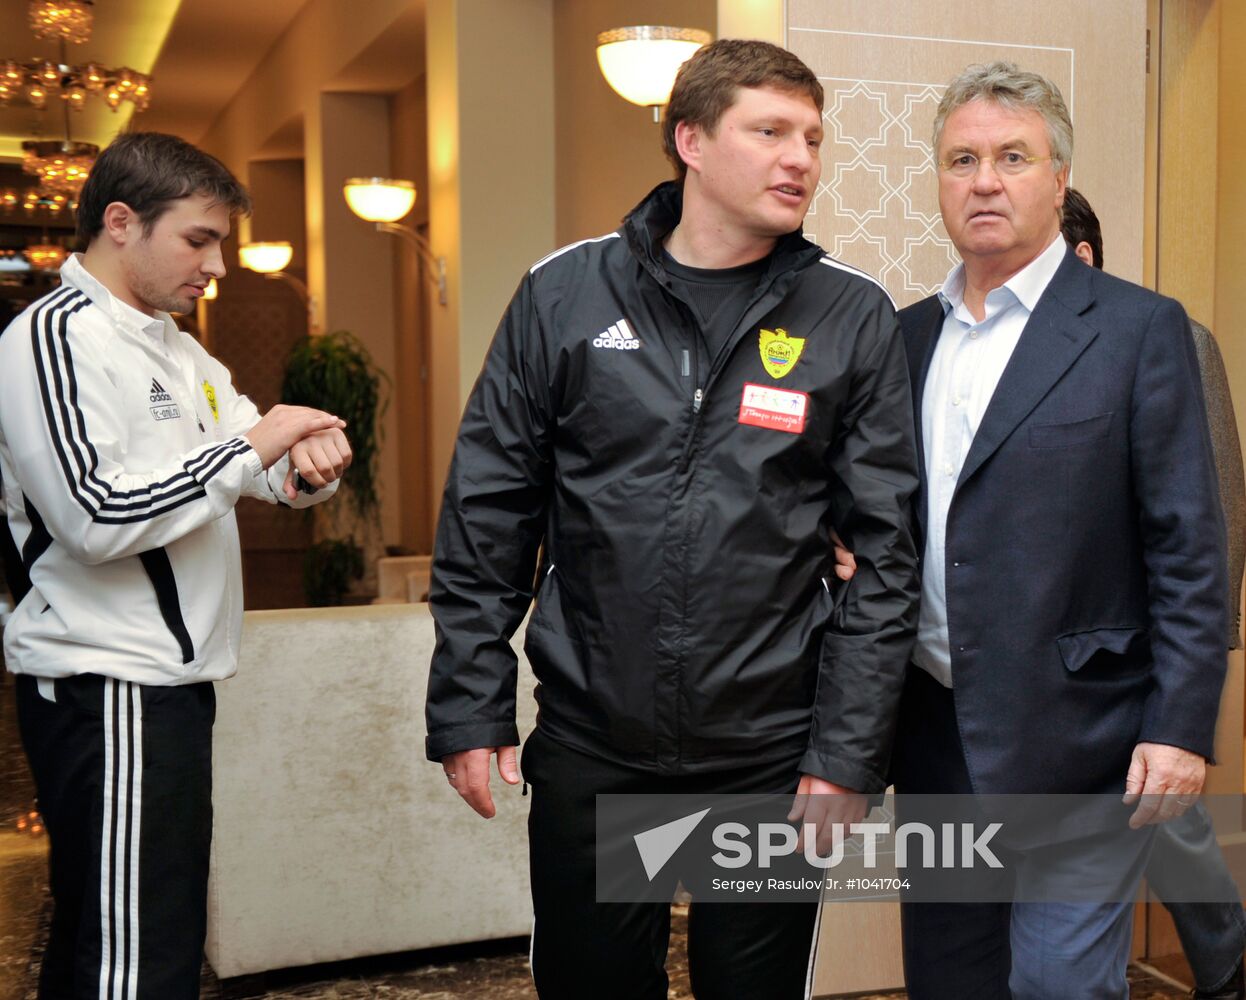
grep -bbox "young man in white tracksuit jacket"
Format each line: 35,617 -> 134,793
0,132 -> 350,1000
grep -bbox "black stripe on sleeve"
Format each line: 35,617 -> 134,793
20,494 -> 53,574
30,289 -> 254,526
137,548 -> 195,664
30,289 -> 95,515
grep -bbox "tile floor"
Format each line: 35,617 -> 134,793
0,675 -> 1195,999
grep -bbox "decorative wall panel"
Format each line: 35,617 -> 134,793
788,2 -> 1146,307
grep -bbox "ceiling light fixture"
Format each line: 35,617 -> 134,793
22,137 -> 98,197
0,186 -> 74,216
343,177 -> 446,306
28,1 -> 95,45
1,2 -> 151,113
24,242 -> 68,270
596,26 -> 712,122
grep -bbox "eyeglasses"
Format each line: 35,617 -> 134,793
937,151 -> 1054,178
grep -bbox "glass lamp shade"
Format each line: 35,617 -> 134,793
238,242 -> 293,274
343,178 -> 416,223
202,277 -> 219,300
596,26 -> 712,108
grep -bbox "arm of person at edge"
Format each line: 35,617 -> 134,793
790,295 -> 922,856
828,303 -> 1226,831
1119,300 -> 1228,828
425,273 -> 552,819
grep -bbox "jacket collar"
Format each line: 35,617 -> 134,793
621,181 -> 823,282
924,244 -> 1099,492
59,253 -> 171,341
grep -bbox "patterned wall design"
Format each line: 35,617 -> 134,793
792,27 -> 1075,307
808,79 -> 958,301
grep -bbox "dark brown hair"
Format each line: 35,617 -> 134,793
1060,187 -> 1103,269
76,131 -> 251,246
662,39 -> 824,179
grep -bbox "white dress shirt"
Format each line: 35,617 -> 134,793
913,235 -> 1067,687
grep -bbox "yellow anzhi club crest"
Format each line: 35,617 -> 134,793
202,380 -> 219,422
758,328 -> 805,380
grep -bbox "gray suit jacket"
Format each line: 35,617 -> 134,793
1191,320 -> 1245,649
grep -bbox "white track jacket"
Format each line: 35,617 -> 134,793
0,255 -> 336,683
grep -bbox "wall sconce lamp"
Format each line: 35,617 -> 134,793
238,241 -> 318,331
596,26 -> 712,122
343,177 -> 447,306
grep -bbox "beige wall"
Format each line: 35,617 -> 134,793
196,0 -> 418,176
717,0 -> 780,42
553,0 -> 716,245
196,0 -> 423,550
391,75 -> 433,553
1157,0 -> 1219,325
1218,3 -> 1246,440
1216,0 -> 1246,796
787,0 -> 1147,306
425,0 -> 556,513
247,159 -> 307,273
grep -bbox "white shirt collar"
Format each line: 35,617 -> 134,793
937,233 -> 1067,317
59,253 -> 171,340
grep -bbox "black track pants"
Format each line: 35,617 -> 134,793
16,673 -> 215,1000
521,727 -> 820,1000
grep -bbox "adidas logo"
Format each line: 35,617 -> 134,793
592,318 -> 640,351
149,378 -> 172,403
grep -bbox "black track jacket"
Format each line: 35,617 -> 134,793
426,183 -> 920,792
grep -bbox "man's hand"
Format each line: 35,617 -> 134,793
442,746 -> 521,819
830,528 -> 857,582
283,427 -> 353,499
245,404 -> 346,470
1122,741 -> 1206,828
788,773 -> 868,856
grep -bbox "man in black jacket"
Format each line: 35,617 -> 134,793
426,39 -> 920,1000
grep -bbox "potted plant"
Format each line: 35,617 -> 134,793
281,329 -> 390,604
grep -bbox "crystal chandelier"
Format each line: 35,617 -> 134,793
0,186 -> 74,216
29,1 -> 95,45
0,1 -> 151,113
22,137 -> 99,197
24,243 -> 69,270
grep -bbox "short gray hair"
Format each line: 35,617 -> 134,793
932,62 -> 1073,170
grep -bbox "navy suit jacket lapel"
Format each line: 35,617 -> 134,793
955,247 -> 1099,491
907,297 -> 943,545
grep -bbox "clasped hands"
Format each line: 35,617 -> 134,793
244,403 -> 353,500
